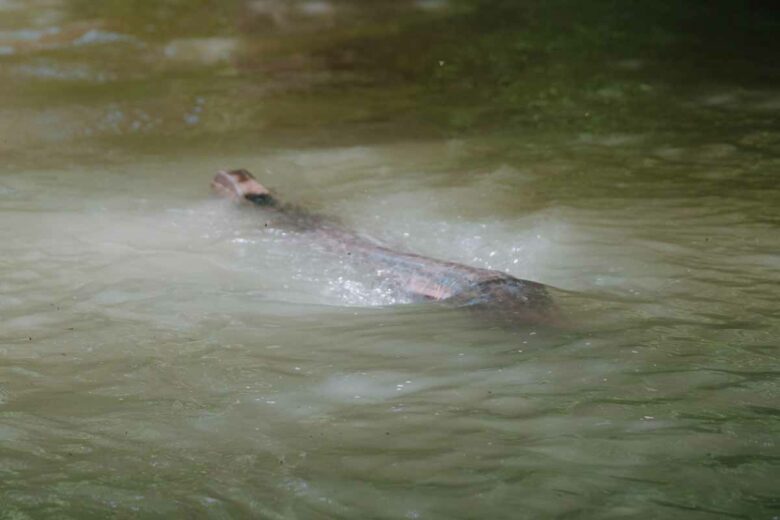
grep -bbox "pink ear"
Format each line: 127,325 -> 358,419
403,276 -> 452,301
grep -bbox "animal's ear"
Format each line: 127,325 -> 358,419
228,169 -> 255,182
403,276 -> 453,301
211,169 -> 271,202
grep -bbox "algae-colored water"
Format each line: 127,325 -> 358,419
1,1 -> 779,518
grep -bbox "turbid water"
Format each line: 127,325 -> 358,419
1,1 -> 779,518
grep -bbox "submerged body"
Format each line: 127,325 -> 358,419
212,169 -> 559,325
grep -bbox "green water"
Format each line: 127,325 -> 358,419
1,1 -> 779,518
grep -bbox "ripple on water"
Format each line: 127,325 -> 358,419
0,133 -> 778,518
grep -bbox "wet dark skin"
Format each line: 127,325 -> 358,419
212,169 -> 561,327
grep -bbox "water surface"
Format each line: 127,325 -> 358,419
1,1 -> 779,518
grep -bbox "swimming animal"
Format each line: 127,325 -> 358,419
212,169 -> 560,325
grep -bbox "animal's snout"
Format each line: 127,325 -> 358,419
211,169 -> 270,202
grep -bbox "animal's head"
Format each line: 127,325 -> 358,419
211,169 -> 275,205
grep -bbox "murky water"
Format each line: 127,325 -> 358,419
1,1 -> 779,518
